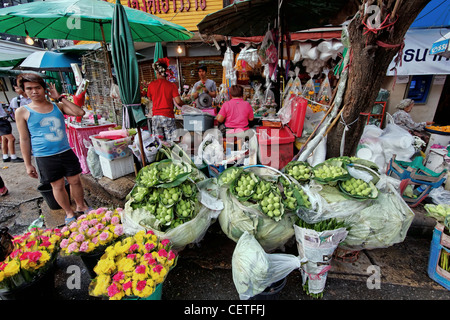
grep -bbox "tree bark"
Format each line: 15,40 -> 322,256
326,0 -> 430,158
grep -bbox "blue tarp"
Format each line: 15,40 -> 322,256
410,0 -> 450,29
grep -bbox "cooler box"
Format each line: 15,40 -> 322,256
257,126 -> 295,170
90,135 -> 133,160
99,154 -> 134,180
183,113 -> 215,132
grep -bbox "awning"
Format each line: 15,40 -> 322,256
231,29 -> 342,46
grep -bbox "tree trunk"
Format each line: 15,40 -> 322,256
327,0 -> 430,158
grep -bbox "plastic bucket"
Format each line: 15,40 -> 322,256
0,262 -> 56,300
37,181 -> 71,210
123,283 -> 163,300
249,278 -> 287,300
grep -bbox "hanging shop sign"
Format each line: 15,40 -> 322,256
386,28 -> 450,76
111,0 -> 223,32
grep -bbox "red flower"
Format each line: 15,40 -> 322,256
107,283 -> 120,297
123,281 -> 133,291
113,271 -> 124,282
152,265 -> 163,274
129,244 -> 139,252
26,240 -> 36,249
158,249 -> 168,258
136,280 -> 147,291
135,265 -> 146,274
40,240 -> 51,248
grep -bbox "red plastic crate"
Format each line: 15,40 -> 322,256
256,126 -> 295,170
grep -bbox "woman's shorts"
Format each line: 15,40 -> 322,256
35,149 -> 82,184
0,118 -> 12,136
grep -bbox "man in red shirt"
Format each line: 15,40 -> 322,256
147,58 -> 183,142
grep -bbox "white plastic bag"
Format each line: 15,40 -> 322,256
83,139 -> 103,179
232,231 -> 304,300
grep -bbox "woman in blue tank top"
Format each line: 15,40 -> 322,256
15,73 -> 90,225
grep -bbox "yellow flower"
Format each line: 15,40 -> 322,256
134,230 -> 145,244
92,274 -> 111,296
4,259 -> 20,277
94,258 -> 117,275
117,257 -> 135,273
0,270 -> 5,282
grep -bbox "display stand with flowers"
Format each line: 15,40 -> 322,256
59,207 -> 125,278
88,230 -> 177,300
0,227 -> 63,300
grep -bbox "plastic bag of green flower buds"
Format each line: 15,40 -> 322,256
312,158 -> 350,185
283,161 -> 313,183
217,166 -> 244,187
219,165 -> 298,252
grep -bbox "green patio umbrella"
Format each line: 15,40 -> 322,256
0,0 -> 193,43
110,0 -> 146,164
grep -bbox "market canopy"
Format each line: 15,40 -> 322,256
410,0 -> 450,29
197,0 -> 354,37
0,0 -> 193,43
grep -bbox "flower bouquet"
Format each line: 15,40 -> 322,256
88,230 -> 178,300
59,207 -> 124,257
0,227 -> 62,296
59,207 -> 125,278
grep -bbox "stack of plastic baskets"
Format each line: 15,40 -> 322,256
386,155 -> 447,207
427,222 -> 450,290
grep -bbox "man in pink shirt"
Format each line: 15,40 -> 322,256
216,85 -> 254,135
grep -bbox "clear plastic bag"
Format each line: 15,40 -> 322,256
232,231 -> 304,300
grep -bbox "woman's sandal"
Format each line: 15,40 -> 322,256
64,216 -> 77,225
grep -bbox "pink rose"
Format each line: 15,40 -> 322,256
75,234 -> 85,242
114,225 -> 124,236
111,216 -> 120,225
89,219 -> 98,226
60,239 -> 69,248
99,232 -> 109,242
69,222 -> 78,229
79,241 -> 89,252
87,227 -> 98,236
92,237 -> 98,244
96,207 -> 106,215
95,223 -> 105,231
67,242 -> 78,253
161,239 -> 170,246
